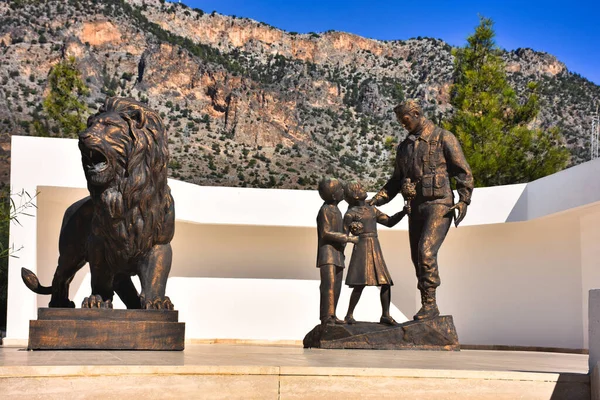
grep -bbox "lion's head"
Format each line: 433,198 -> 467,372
79,97 -> 174,257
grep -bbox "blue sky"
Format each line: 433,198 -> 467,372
183,0 -> 600,85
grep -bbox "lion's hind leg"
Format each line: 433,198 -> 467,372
48,257 -> 86,308
48,197 -> 93,308
138,243 -> 174,310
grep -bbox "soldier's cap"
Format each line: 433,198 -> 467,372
394,99 -> 422,116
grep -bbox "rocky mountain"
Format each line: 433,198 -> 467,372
0,0 -> 598,190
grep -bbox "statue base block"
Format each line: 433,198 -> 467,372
303,315 -> 459,351
28,308 -> 185,351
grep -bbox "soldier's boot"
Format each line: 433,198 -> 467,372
321,315 -> 346,326
413,288 -> 440,321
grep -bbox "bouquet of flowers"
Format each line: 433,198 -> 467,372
349,218 -> 364,236
401,178 -> 417,215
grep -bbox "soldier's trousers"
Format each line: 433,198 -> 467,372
319,264 -> 344,321
408,202 -> 453,292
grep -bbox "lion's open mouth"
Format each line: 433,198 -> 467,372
82,148 -> 108,174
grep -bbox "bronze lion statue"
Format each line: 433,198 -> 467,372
22,97 -> 176,309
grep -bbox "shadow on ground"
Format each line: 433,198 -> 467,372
549,373 -> 590,400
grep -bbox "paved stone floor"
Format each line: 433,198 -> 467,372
0,344 -> 589,373
0,344 -> 591,399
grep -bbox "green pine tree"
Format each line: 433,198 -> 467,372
43,56 -> 89,138
444,17 -> 569,187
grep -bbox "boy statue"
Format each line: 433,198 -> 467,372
316,177 -> 358,325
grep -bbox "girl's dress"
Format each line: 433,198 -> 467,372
344,205 -> 394,287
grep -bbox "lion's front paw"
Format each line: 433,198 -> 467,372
141,295 -> 174,310
81,295 -> 113,309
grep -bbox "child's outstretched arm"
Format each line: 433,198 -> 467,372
323,227 -> 354,244
375,207 -> 407,228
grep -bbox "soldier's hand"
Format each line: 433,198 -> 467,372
366,198 -> 375,206
449,201 -> 468,227
348,235 -> 359,244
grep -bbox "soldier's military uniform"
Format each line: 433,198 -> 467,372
371,119 -> 474,319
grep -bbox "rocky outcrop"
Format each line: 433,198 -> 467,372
506,48 -> 566,77
80,20 -> 122,47
0,0 -> 598,190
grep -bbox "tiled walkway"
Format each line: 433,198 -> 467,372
0,344 -> 589,374
0,344 -> 591,400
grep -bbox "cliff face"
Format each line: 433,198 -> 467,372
1,0 -> 598,190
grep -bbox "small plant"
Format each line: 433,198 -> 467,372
1,188 -> 37,331
0,189 -> 37,259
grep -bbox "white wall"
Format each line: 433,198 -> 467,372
581,209 -> 600,347
441,216 -> 584,348
6,136 -> 600,349
30,187 -> 412,341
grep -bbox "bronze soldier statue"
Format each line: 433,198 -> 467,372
370,100 -> 474,321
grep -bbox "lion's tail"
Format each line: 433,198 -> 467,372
21,268 -> 52,295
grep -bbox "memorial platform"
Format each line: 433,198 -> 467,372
0,343 -> 591,399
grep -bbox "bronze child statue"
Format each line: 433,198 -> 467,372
342,181 -> 406,326
316,178 -> 359,325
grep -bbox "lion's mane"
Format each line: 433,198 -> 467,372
86,97 -> 174,262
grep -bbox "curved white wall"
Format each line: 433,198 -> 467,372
6,136 -> 600,349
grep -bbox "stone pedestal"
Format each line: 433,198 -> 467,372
28,308 -> 185,350
303,315 -> 459,350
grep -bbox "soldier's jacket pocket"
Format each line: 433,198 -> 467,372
422,175 -> 434,197
421,174 -> 447,198
433,174 -> 448,198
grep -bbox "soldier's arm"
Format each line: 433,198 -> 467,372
443,132 -> 474,205
321,208 -> 351,244
375,207 -> 406,228
370,146 -> 403,206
